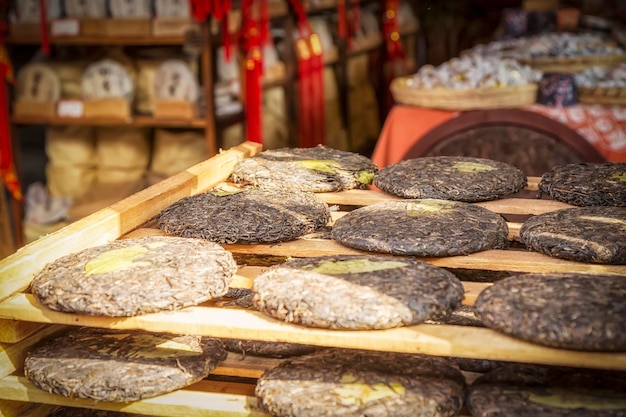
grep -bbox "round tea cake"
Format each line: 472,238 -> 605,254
229,145 -> 378,192
256,349 -> 466,417
538,162 -> 626,206
331,199 -> 509,256
519,206 -> 626,264
157,185 -> 330,244
373,156 -> 527,202
467,364 -> 626,417
252,255 -> 465,330
474,273 -> 626,351
48,408 -> 150,417
31,235 -> 237,317
24,327 -> 227,402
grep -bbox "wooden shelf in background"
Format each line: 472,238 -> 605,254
6,34 -> 187,46
11,114 -> 207,128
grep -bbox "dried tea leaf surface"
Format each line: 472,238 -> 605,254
24,327 -> 227,402
157,186 -> 330,244
31,235 -> 237,316
256,349 -> 466,417
474,273 -> 626,351
520,206 -> 626,264
373,156 -> 527,202
538,162 -> 626,206
331,199 -> 509,256
252,255 -> 464,330
230,145 -> 378,192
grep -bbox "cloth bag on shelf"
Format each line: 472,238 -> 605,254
148,128 -> 208,184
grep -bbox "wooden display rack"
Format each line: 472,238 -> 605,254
0,141 -> 625,416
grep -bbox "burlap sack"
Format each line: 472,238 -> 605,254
45,126 -> 96,166
95,127 -> 150,169
150,128 -> 208,178
46,163 -> 96,199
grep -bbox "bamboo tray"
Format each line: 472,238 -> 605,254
578,86 -> 626,105
1,141 -> 625,416
390,77 -> 538,111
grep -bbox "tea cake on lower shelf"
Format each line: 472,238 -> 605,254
24,327 -> 227,402
229,145 -> 378,192
519,206 -> 626,264
252,255 -> 465,330
157,185 -> 330,244
466,363 -> 626,417
373,156 -> 527,202
331,199 -> 509,256
31,235 -> 237,317
256,349 -> 466,417
474,273 -> 626,351
538,162 -> 626,206
48,408 -> 150,417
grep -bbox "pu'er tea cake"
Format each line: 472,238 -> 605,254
467,364 -> 626,417
31,235 -> 237,317
252,255 -> 464,330
157,185 -> 330,244
331,199 -> 509,256
255,349 -> 467,417
230,145 -> 378,192
474,273 -> 626,351
373,156 -> 527,202
519,206 -> 626,264
538,162 -> 626,206
24,327 -> 227,402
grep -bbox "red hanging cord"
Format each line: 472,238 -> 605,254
38,0 -> 49,55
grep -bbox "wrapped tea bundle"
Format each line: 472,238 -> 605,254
95,125 -> 150,170
256,349 -> 467,417
149,128 -> 208,182
230,145 -> 378,192
520,206 -> 626,264
15,62 -> 61,103
538,162 -> 626,206
153,59 -> 199,103
24,327 -> 227,402
252,255 -> 464,330
157,185 -> 330,244
467,363 -> 626,417
109,0 -> 152,18
31,236 -> 237,316
332,199 -> 509,257
374,156 -> 527,202
474,273 -> 626,351
48,60 -> 91,100
12,0 -> 61,23
63,0 -> 107,18
82,58 -> 135,102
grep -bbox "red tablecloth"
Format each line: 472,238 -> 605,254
371,104 -> 626,168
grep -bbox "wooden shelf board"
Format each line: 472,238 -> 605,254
6,35 -> 187,46
11,115 -> 207,128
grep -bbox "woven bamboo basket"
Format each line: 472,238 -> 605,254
390,77 -> 538,111
577,86 -> 626,105
519,53 -> 626,73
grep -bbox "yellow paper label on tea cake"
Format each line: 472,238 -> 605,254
85,246 -> 150,276
610,172 -> 626,182
335,373 -> 405,405
357,170 -> 375,184
453,161 -> 497,173
297,159 -> 340,173
406,200 -> 456,216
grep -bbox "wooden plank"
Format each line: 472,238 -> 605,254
0,319 -> 44,344
0,325 -> 67,378
214,353 -> 281,379
0,294 -> 623,371
0,142 -> 262,303
0,376 -> 267,417
0,401 -> 55,417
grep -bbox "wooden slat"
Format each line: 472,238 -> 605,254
0,400 -> 56,417
0,376 -> 267,417
0,319 -> 44,344
1,294 -> 624,371
214,353 -> 281,379
0,325 -> 67,378
0,142 -> 262,303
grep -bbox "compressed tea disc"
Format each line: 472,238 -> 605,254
474,273 -> 626,351
31,235 -> 237,317
538,162 -> 626,206
24,327 -> 226,402
109,0 -> 152,18
229,145 -> 378,192
519,206 -> 626,264
252,255 -> 464,330
16,62 -> 61,102
373,156 -> 527,202
256,349 -> 466,417
218,294 -> 318,358
155,0 -> 192,18
331,199 -> 509,256
467,364 -> 626,417
157,185 -> 330,244
82,59 -> 134,101
154,59 -> 199,103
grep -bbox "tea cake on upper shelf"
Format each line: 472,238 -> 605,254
229,145 -> 378,192
31,235 -> 237,317
373,156 -> 527,202
256,349 -> 466,417
24,327 -> 227,402
538,162 -> 626,206
157,185 -> 330,244
519,206 -> 626,264
252,255 -> 465,330
474,273 -> 626,351
331,199 -> 509,256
